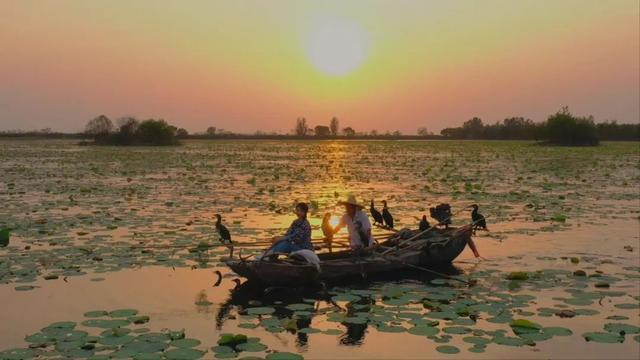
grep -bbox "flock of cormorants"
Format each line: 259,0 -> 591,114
214,201 -> 487,246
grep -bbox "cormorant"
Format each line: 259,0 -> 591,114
321,213 -> 334,252
381,200 -> 394,229
469,204 -> 488,232
430,203 -> 452,228
370,200 -> 384,226
419,215 -> 430,232
215,214 -> 232,245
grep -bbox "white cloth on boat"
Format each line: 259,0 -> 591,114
339,209 -> 375,249
290,249 -> 321,272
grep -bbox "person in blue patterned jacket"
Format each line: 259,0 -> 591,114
262,202 -> 313,259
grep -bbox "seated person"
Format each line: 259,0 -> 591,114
261,202 -> 313,259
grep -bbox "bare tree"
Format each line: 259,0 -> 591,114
330,117 -> 339,136
417,127 -> 429,136
295,117 -> 309,136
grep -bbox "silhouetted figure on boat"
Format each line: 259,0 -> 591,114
321,212 -> 334,252
381,200 -> 394,229
430,203 -> 452,228
370,200 -> 384,226
419,215 -> 430,232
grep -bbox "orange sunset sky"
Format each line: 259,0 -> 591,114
0,0 -> 638,133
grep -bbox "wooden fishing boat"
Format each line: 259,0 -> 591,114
224,225 -> 473,286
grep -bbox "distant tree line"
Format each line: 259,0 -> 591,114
2,109 -> 637,145
85,115 -> 186,146
440,107 -> 639,145
291,116 -> 409,138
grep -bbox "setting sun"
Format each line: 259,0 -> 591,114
303,15 -> 371,76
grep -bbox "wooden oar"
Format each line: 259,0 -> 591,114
396,260 -> 474,285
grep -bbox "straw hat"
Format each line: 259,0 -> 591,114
337,194 -> 365,209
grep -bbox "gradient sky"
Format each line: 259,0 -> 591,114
0,0 -> 638,133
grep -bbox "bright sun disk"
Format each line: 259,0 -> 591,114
304,16 -> 371,76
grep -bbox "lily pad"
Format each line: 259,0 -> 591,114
435,345 -> 460,354
265,352 -> 304,360
583,332 -> 624,343
246,307 -> 275,316
236,342 -> 267,352
0,228 -> 10,247
408,326 -> 439,336
109,309 -> 139,318
604,323 -> 640,335
164,348 -> 205,360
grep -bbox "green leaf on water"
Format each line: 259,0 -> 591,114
82,319 -> 130,328
14,285 -> 37,291
330,294 -> 361,302
603,323 -> 640,335
217,333 -> 248,347
212,346 -> 235,354
170,338 -> 201,348
506,272 -> 528,280
84,310 -> 108,318
236,342 -> 268,352
246,307 -> 275,315
265,352 -> 304,360
285,303 -> 315,311
510,319 -> 542,335
583,332 -> 624,343
407,326 -> 439,336
0,228 -> 10,247
164,348 -> 205,360
376,324 -> 405,333
614,303 -> 640,309
109,309 -> 139,318
435,345 -> 460,354
443,326 -> 472,335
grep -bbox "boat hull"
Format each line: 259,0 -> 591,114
225,225 -> 472,286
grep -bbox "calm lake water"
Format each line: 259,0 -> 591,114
0,139 -> 639,359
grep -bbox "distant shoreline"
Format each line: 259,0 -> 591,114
0,133 -> 638,142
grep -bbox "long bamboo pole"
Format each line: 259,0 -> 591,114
380,207 -> 468,255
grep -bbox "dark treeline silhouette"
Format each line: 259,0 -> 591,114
2,110 -> 637,144
440,108 -> 639,145
84,115 -> 185,146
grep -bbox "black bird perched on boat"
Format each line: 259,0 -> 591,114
370,200 -> 384,226
321,213 -> 334,252
430,203 -> 452,228
419,215 -> 430,232
468,204 -> 488,233
381,200 -> 394,229
214,214 -> 232,245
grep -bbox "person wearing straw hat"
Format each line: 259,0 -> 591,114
333,194 -> 377,250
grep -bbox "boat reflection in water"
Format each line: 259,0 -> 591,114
214,265 -> 463,347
